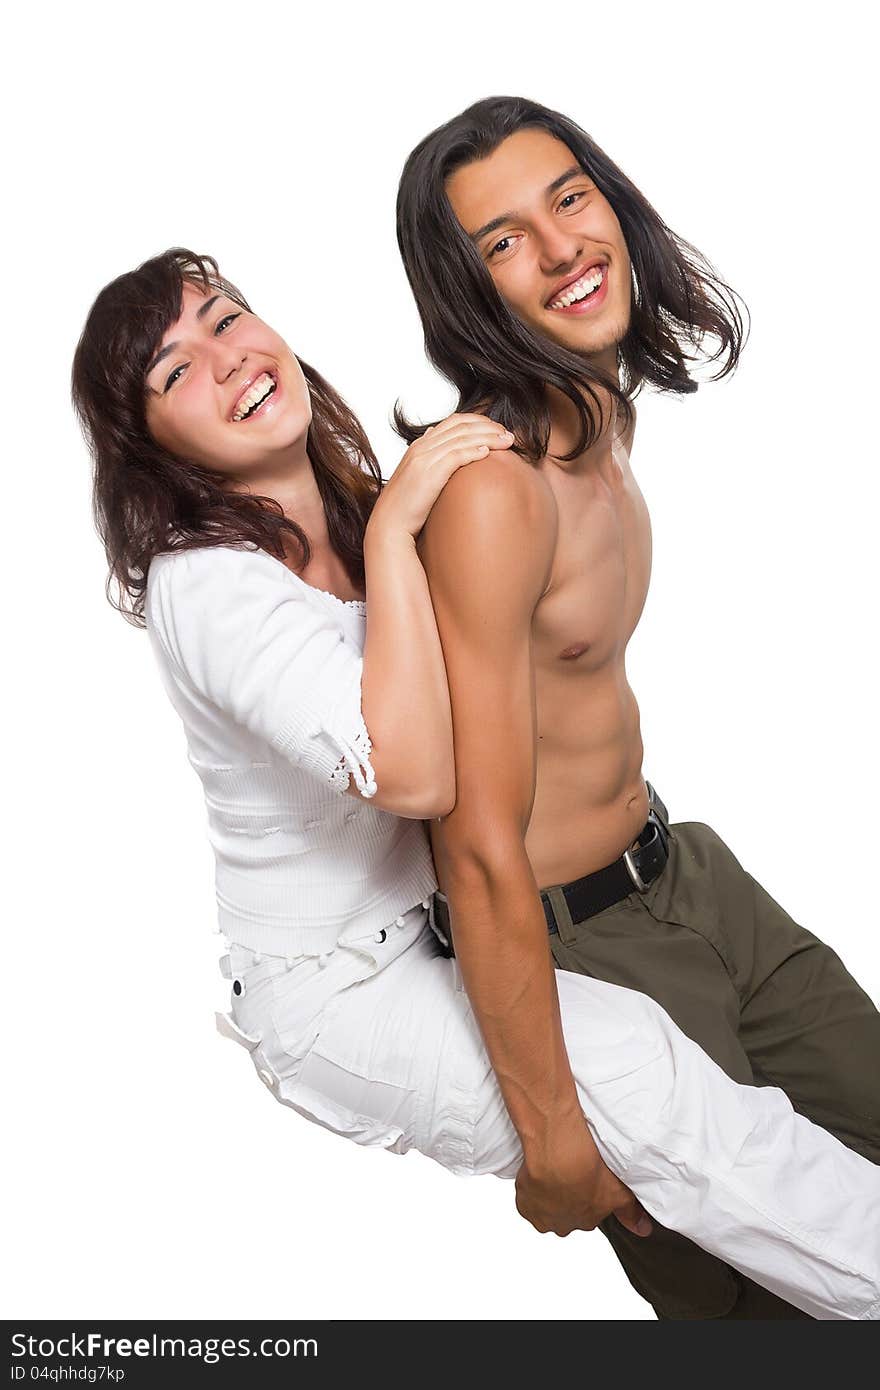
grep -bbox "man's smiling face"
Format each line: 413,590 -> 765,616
446,127 -> 632,367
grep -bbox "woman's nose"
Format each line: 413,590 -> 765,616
214,345 -> 247,382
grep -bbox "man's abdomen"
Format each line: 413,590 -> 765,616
527,665 -> 647,887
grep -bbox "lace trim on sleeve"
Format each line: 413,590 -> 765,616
327,722 -> 377,798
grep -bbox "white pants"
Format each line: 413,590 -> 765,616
216,904 -> 880,1320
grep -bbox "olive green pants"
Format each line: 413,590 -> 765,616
548,816 -> 880,1320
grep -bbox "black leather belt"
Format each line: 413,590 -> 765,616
429,783 -> 670,951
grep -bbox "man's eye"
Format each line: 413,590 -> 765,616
559,192 -> 584,210
215,312 -> 241,333
489,237 -> 513,259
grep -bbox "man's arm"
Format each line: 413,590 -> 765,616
418,452 -> 650,1237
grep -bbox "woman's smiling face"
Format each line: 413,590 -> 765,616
144,281 -> 312,477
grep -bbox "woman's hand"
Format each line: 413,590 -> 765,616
368,415 -> 514,542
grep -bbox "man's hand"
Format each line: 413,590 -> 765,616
515,1117 -> 653,1238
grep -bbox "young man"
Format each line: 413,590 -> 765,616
396,96 -> 880,1320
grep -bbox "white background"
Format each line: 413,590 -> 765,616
4,0 -> 877,1322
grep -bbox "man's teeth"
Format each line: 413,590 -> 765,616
548,266 -> 605,309
232,372 -> 276,421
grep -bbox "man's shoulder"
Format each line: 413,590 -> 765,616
425,448 -> 556,535
419,450 -> 556,601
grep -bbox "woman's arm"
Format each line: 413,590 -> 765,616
354,415 -> 513,820
359,527 -> 456,818
145,418 -> 513,820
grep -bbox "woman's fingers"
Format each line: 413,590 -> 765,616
426,412 -> 509,441
416,425 -> 513,463
380,420 -> 514,540
438,437 -> 513,477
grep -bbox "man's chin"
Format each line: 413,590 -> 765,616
535,303 -> 628,354
538,327 -> 623,363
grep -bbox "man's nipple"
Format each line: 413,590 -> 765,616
559,641 -> 590,661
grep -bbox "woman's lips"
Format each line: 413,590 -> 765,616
233,372 -> 283,423
547,267 -> 610,316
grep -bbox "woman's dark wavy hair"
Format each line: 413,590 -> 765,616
72,248 -> 382,626
395,95 -> 749,460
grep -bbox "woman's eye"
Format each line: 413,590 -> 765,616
559,192 -> 585,210
488,237 -> 513,259
161,313 -> 241,391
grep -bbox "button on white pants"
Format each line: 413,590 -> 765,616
217,905 -> 880,1321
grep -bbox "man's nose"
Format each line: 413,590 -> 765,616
536,219 -> 582,274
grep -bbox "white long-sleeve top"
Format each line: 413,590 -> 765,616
145,544 -> 438,956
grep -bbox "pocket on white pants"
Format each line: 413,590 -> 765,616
283,1047 -> 418,1152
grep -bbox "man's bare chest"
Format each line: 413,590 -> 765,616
532,452 -> 653,674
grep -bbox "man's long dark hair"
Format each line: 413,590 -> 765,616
72,248 -> 382,626
395,95 -> 748,461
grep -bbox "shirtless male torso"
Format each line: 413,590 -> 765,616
526,403 -> 649,883
402,97 -> 880,1321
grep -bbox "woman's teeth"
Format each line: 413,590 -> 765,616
548,265 -> 605,309
232,372 -> 276,422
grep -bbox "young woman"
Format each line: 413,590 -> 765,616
71,247 -> 880,1321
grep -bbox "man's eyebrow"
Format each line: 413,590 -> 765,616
145,294 -> 224,378
546,165 -> 586,196
468,166 -> 586,244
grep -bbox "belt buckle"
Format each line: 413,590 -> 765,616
625,804 -> 667,893
646,805 -> 668,855
623,846 -> 650,893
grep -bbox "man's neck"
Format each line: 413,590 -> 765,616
545,350 -> 622,474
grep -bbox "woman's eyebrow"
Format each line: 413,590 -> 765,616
145,294 -> 224,377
